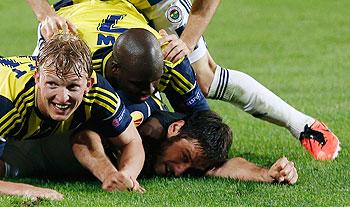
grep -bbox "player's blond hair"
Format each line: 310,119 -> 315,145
37,33 -> 93,78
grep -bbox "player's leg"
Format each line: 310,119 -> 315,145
204,52 -> 339,160
1,138 -> 47,178
0,131 -> 91,179
145,0 -> 340,160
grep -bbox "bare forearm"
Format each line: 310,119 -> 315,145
72,130 -> 118,182
117,138 -> 145,180
181,0 -> 220,50
206,157 -> 274,183
26,0 -> 54,22
0,181 -> 63,200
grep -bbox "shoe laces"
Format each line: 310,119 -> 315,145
300,124 -> 326,147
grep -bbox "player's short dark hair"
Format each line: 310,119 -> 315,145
37,33 -> 93,78
112,28 -> 163,74
180,110 -> 233,170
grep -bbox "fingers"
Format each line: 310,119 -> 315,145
42,190 -> 64,201
159,29 -> 168,37
41,15 -> 77,40
130,177 -> 146,193
269,157 -> 298,185
102,171 -> 135,192
158,29 -> 190,63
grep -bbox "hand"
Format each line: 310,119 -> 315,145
41,14 -> 77,40
130,176 -> 146,193
268,157 -> 298,185
101,170 -> 134,192
24,187 -> 64,201
159,29 -> 191,63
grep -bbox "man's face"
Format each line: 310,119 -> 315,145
109,59 -> 163,103
154,138 -> 208,177
35,65 -> 92,121
118,72 -> 161,102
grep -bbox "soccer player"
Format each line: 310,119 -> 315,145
1,110 -> 298,185
0,33 -> 145,199
26,0 -> 339,160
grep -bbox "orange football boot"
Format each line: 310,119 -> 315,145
299,120 -> 340,160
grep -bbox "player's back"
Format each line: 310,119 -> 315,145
55,0 -> 159,56
0,56 -> 36,103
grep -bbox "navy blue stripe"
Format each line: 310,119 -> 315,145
0,95 -> 35,137
179,0 -> 191,13
218,69 -> 227,99
220,69 -> 229,99
53,0 -> 73,11
148,0 -> 163,6
214,68 -> 223,99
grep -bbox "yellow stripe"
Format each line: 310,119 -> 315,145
102,51 -> 113,77
151,95 -> 165,110
0,87 -> 34,129
92,59 -> 102,64
170,81 -> 185,95
170,69 -> 194,92
83,87 -> 120,114
0,92 -> 35,137
83,96 -> 115,114
93,65 -> 101,70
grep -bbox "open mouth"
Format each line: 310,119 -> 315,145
54,103 -> 70,109
52,103 -> 71,113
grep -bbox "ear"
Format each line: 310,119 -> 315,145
84,77 -> 94,94
34,71 -> 40,84
167,120 -> 185,138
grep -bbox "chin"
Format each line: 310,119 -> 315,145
49,112 -> 72,121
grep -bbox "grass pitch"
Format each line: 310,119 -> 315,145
0,0 -> 349,206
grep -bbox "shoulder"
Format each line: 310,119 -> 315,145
0,56 -> 36,102
83,72 -> 121,115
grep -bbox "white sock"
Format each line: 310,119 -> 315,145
208,66 -> 315,138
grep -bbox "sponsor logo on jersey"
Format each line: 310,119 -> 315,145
186,90 -> 202,106
130,111 -> 144,127
112,106 -> 127,127
166,5 -> 182,24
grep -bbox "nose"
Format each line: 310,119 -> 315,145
56,87 -> 70,102
141,83 -> 156,96
171,163 -> 189,177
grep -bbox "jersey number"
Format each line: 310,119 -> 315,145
97,15 -> 128,46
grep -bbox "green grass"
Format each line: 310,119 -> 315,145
1,0 -> 350,206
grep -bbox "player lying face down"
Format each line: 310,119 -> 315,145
117,110 -> 297,184
138,110 -> 232,177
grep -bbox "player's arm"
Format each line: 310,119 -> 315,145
26,0 -> 76,39
0,180 -> 63,200
160,0 -> 220,62
161,59 -> 209,113
0,160 -> 63,200
108,122 -> 145,192
71,124 -> 145,192
206,157 -> 298,185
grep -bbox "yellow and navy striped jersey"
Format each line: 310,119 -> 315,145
0,56 -> 132,141
51,0 -> 208,113
53,0 -> 164,11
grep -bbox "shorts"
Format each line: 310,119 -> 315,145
0,131 -> 92,179
141,0 -> 207,63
